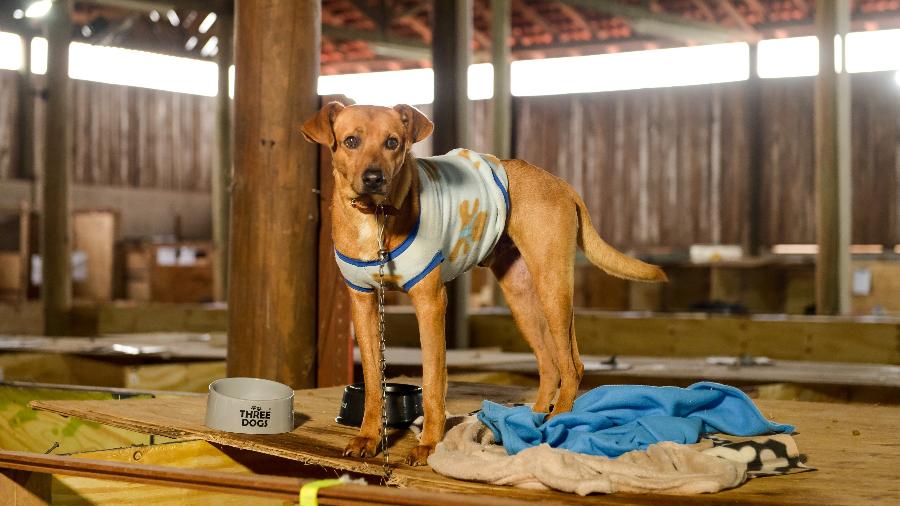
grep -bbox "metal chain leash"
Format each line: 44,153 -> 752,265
375,204 -> 391,481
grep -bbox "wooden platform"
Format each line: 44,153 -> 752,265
0,333 -> 226,392
28,381 -> 900,504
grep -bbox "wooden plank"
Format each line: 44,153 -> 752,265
370,346 -> 900,390
55,440 -> 290,506
227,1 -> 320,388
72,210 -> 117,302
851,260 -> 900,315
27,382 -> 900,504
0,450 -> 526,506
814,0 -> 852,315
41,0 -> 73,335
466,310 -> 900,364
0,383 -> 153,454
432,0 -> 472,349
0,469 -> 51,505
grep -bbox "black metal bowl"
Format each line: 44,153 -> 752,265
335,382 -> 423,428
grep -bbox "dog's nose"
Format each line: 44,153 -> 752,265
362,168 -> 385,191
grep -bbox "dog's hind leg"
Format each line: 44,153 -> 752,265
505,188 -> 583,416
490,241 -> 560,413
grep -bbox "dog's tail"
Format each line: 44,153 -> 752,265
574,195 -> 668,282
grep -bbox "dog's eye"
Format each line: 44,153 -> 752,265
385,138 -> 399,150
343,136 -> 360,149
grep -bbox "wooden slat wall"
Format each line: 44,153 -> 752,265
68,80 -> 214,191
514,83 -> 750,249
0,71 -> 21,180
0,70 -> 214,192
515,73 -> 900,250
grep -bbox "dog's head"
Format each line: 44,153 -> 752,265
301,103 -> 433,202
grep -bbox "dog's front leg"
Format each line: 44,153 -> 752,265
406,267 -> 447,466
344,289 -> 383,458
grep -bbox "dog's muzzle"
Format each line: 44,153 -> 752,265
362,168 -> 386,193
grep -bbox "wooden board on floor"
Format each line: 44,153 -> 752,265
376,347 -> 900,388
467,310 -> 900,364
0,384 -> 155,455
29,382 -> 900,504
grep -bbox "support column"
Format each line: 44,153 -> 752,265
814,0 -> 851,315
745,43 -> 763,257
491,0 -> 511,159
42,0 -> 72,335
432,0 -> 472,349
227,1 -> 320,388
212,12 -> 233,302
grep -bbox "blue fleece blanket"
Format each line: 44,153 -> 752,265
477,381 -> 795,457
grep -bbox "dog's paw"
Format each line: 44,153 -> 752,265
405,444 -> 435,466
343,436 -> 379,458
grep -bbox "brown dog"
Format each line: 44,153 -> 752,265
302,102 -> 666,466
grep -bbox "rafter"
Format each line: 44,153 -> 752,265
718,0 -> 757,33
559,0 -> 760,43
516,0 -> 555,36
743,0 -> 766,17
88,0 -> 232,15
395,14 -> 431,42
323,25 -> 430,60
349,0 -> 388,31
690,0 -> 717,22
556,2 -> 591,34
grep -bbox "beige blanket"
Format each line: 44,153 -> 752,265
427,418 -> 803,495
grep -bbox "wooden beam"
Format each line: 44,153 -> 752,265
211,12 -> 232,302
491,0 -> 511,159
227,1 -> 320,388
0,450 -> 515,505
16,36 -> 34,182
514,0 -> 554,36
88,0 -> 233,15
322,25 -> 430,60
814,0 -> 851,315
562,0 -> 759,43
717,0 -> 756,34
690,0 -> 717,22
41,0 -> 73,336
745,43 -> 763,257
433,0 -> 472,349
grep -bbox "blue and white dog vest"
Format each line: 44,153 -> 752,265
335,148 -> 510,293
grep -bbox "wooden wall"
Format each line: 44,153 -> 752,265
515,72 -> 900,250
0,71 -> 22,181
0,69 -> 215,192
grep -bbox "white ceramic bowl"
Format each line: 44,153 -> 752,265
205,377 -> 294,434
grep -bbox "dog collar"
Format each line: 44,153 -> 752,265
350,199 -> 400,215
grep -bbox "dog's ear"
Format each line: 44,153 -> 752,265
393,104 -> 434,145
301,102 -> 346,150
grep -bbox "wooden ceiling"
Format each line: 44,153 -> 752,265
2,0 -> 900,74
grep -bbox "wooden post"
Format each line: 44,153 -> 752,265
212,12 -> 233,302
814,0 -> 851,315
17,36 -> 34,181
745,43 -> 763,257
227,1 -> 320,388
491,0 -> 511,160
433,0 -> 472,349
41,0 -> 73,335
